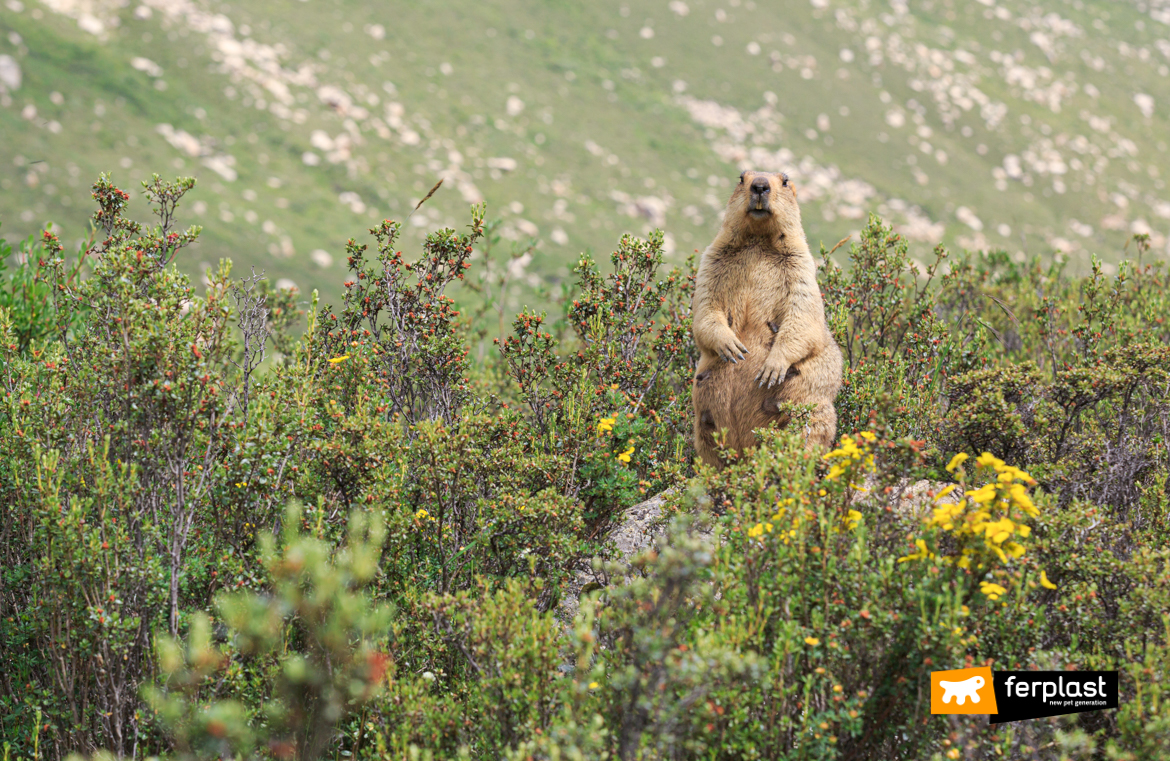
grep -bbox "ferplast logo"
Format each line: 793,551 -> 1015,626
1002,673 -> 1108,704
931,668 -> 1119,723
990,671 -> 1119,724
930,666 -> 997,715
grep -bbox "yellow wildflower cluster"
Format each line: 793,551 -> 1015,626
772,499 -> 804,543
980,581 -> 1008,601
903,452 -> 1037,568
898,451 -> 1058,600
740,433 -> 874,546
415,508 -> 437,523
747,521 -> 774,539
598,416 -> 634,463
823,431 -> 878,483
746,496 -> 837,545
844,509 -> 863,531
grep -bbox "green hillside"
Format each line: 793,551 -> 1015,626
2,0 -> 1169,311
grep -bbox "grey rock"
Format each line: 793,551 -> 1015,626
0,55 -> 20,92
850,475 -> 960,526
557,491 -> 673,623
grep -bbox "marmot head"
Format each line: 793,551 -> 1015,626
722,169 -> 803,243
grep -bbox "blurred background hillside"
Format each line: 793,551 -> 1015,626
1,0 -> 1168,311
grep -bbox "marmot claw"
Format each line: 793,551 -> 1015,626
717,339 -> 749,364
756,359 -> 790,388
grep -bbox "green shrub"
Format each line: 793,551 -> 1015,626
0,223 -> 87,353
1,175 -> 1168,760
146,504 -> 393,760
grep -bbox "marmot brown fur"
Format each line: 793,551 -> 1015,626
691,169 -> 843,467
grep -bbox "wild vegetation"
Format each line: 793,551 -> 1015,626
1,175 -> 1169,760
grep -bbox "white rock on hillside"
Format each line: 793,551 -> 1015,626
0,55 -> 20,92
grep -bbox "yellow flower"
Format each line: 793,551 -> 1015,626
617,444 -> 635,463
928,501 -> 963,529
980,581 -> 1008,600
597,417 -> 616,433
965,484 -> 997,505
328,354 -> 350,363
1009,483 -> 1038,516
805,637 -> 820,646
748,523 -> 765,538
860,431 -> 877,442
845,510 -> 862,530
945,453 -> 969,473
983,517 -> 1015,544
1040,571 -> 1057,590
976,452 -> 1005,469
610,383 -> 619,390
897,538 -> 934,563
235,481 -> 247,488
589,681 -> 600,689
824,435 -> 862,462
998,464 -> 1033,483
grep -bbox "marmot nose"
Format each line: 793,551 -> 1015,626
750,178 -> 770,194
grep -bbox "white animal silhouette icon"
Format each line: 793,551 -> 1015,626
939,675 -> 986,705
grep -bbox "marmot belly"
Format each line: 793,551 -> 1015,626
692,318 -> 801,462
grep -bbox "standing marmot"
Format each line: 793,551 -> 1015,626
691,169 -> 842,467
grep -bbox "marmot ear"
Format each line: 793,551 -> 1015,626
781,173 -> 790,187
739,170 -> 747,184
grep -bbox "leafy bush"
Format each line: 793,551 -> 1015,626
146,504 -> 392,761
1,176 -> 1168,760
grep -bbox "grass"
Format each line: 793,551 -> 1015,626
1,0 -> 1168,317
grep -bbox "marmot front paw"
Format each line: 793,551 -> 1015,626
756,356 -> 790,388
715,337 -> 750,364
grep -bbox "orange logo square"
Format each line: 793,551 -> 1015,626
931,667 -> 998,714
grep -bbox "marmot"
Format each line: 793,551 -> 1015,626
691,169 -> 843,467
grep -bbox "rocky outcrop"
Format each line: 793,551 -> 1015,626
557,492 -> 673,622
556,478 -> 958,621
884,479 -> 960,517
850,476 -> 960,519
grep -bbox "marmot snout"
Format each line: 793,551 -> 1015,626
746,173 -> 782,217
690,169 -> 843,467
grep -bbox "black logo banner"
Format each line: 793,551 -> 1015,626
989,670 -> 1119,724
